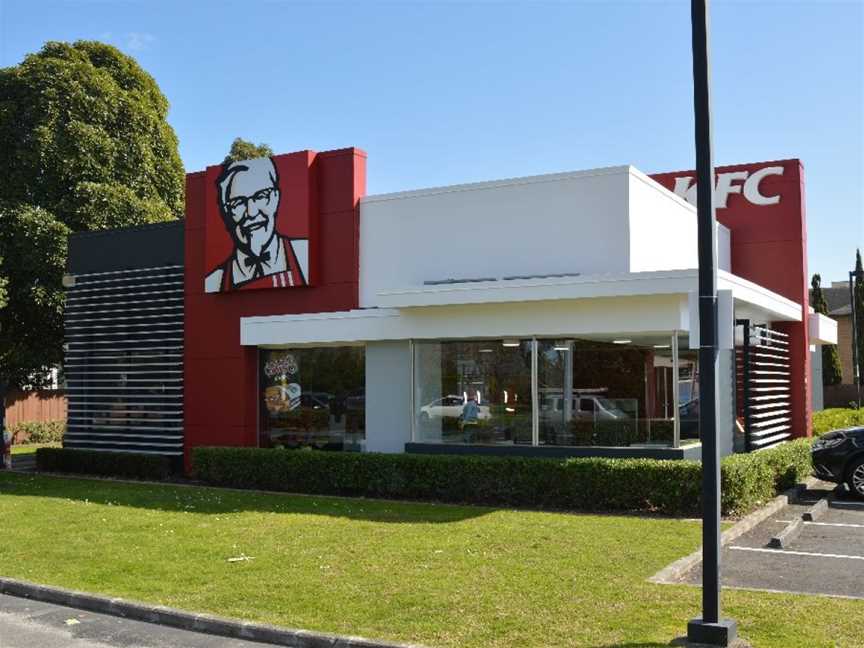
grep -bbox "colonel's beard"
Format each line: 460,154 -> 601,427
235,214 -> 276,257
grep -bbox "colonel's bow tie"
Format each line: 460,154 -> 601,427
244,251 -> 272,278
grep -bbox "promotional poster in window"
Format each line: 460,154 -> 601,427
259,348 -> 365,450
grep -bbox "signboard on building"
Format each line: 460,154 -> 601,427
204,153 -> 318,293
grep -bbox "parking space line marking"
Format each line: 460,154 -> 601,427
804,521 -> 864,529
730,546 -> 864,560
722,584 -> 864,601
776,519 -> 864,528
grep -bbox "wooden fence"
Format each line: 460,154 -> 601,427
4,389 -> 67,426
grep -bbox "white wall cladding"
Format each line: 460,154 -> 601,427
64,265 -> 184,456
627,169 -> 730,273
358,165 -> 730,308
359,167 -> 630,308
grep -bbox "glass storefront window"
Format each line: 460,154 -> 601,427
413,340 -> 533,445
538,339 -> 666,447
259,347 -> 365,451
677,349 -> 700,443
414,336 -> 696,449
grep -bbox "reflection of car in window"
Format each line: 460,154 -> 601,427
545,392 -> 629,420
419,395 -> 491,421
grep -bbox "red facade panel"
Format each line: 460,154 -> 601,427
183,148 -> 367,467
650,159 -> 811,438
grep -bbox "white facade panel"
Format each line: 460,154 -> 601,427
243,294 -> 689,347
360,165 -> 731,310
627,170 -> 730,273
359,167 -> 632,308
809,312 -> 838,345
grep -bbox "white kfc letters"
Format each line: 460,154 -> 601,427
672,166 -> 784,209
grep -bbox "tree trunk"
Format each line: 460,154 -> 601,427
0,378 -> 9,469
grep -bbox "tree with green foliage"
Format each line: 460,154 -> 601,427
223,138 -> 274,165
811,273 -> 843,386
0,40 -> 185,447
855,249 -> 864,388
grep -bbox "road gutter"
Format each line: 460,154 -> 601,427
0,576 -> 426,648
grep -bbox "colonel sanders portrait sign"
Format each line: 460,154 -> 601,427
204,154 -> 315,293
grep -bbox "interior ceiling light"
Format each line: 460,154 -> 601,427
653,344 -> 671,349
612,339 -> 632,345
502,340 -> 520,347
479,348 -> 494,353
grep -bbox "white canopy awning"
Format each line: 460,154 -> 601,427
241,269 -> 802,348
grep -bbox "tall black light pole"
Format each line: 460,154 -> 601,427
850,269 -> 862,408
686,1 -> 737,645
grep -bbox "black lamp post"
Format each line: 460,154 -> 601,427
850,269 -> 862,408
686,1 -> 737,645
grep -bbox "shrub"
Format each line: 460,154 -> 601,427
36,448 -> 172,481
813,408 -> 864,437
193,441 -> 813,517
9,420 -> 64,445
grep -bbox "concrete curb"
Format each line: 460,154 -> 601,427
771,482 -> 845,547
768,518 -> 803,549
0,576 -> 426,648
803,497 -> 828,521
648,478 -> 816,585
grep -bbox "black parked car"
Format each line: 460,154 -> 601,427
811,426 -> 864,499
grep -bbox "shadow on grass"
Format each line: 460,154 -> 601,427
591,641 -> 711,648
589,644 -> 669,648
0,471 -> 494,524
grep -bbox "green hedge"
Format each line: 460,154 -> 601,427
720,439 -> 812,516
9,420 -> 65,444
193,439 -> 814,517
813,407 -> 864,437
36,447 -> 172,481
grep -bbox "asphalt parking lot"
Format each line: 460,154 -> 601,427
681,482 -> 864,599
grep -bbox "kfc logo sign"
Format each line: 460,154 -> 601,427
672,166 -> 784,209
204,155 -> 314,294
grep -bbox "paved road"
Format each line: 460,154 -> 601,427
682,482 -> 864,599
0,594 -> 280,648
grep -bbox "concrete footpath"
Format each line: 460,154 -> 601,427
0,593 -> 277,648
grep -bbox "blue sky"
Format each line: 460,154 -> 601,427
1,0 -> 861,283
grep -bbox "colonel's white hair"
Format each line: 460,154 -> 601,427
216,156 -> 279,219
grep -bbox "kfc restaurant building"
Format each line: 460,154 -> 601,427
63,148 -> 837,469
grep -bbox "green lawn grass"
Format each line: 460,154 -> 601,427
10,443 -> 57,456
0,472 -> 860,647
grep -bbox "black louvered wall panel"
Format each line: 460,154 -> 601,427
64,252 -> 184,456
736,320 -> 792,452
